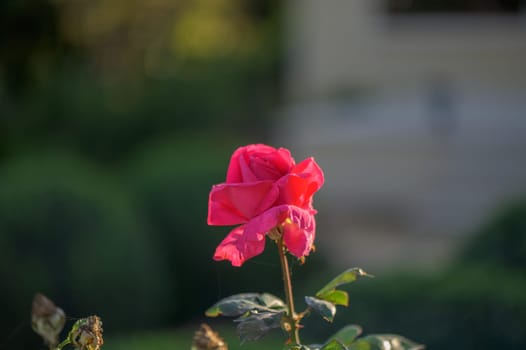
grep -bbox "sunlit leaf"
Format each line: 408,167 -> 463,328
317,268 -> 372,297
349,335 -> 424,350
317,289 -> 349,306
235,311 -> 283,343
205,293 -> 286,317
347,340 -> 370,350
329,325 -> 363,346
320,339 -> 348,350
305,296 -> 336,322
259,293 -> 287,309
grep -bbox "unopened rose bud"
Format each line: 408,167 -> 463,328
31,293 -> 66,348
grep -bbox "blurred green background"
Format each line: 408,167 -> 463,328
1,1 -> 525,349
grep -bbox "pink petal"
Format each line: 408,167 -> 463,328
247,147 -> 294,181
243,206 -> 289,240
207,181 -> 279,225
225,146 -> 246,183
238,149 -> 260,182
226,144 -> 295,183
243,205 -> 316,259
275,158 -> 324,209
226,145 -> 274,183
281,206 -> 316,258
292,157 -> 324,189
276,175 -> 310,208
213,225 -> 266,267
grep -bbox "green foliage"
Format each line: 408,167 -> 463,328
236,311 -> 284,343
459,200 -> 526,272
304,268 -> 373,323
2,60 -> 274,163
298,269 -> 420,350
316,268 -> 372,307
318,339 -> 347,350
205,293 -> 286,342
0,0 -> 284,347
0,153 -> 169,336
302,200 -> 526,350
206,265 -> 420,349
316,290 -> 349,307
206,293 -> 286,317
327,325 -> 362,347
0,0 -> 70,95
305,296 -> 337,323
316,269 -> 372,296
305,329 -> 423,350
348,335 -> 424,350
329,266 -> 526,350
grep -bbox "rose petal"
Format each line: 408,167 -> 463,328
243,205 -> 315,259
207,181 -> 279,225
292,157 -> 324,190
225,146 -> 245,183
275,158 -> 324,209
276,175 -> 310,208
247,147 -> 294,181
213,225 -> 266,267
281,206 -> 316,258
226,144 -> 295,183
243,206 -> 289,241
224,145 -> 269,183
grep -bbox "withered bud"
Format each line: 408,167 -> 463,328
69,315 -> 104,350
31,293 -> 66,348
192,324 -> 228,350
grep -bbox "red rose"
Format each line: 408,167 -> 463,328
207,144 -> 324,266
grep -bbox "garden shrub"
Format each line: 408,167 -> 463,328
459,200 -> 526,273
0,153 -> 169,341
320,200 -> 526,350
3,57 -> 274,164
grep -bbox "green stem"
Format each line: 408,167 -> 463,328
54,338 -> 70,350
277,237 -> 301,346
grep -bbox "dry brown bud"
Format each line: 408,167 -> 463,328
192,324 -> 228,350
69,315 -> 104,350
31,293 -> 66,348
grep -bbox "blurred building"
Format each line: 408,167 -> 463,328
276,0 -> 526,270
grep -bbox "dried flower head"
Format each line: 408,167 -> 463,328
68,315 -> 104,350
192,324 -> 228,350
31,293 -> 66,348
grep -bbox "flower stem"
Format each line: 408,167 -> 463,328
54,339 -> 70,350
277,237 -> 301,346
